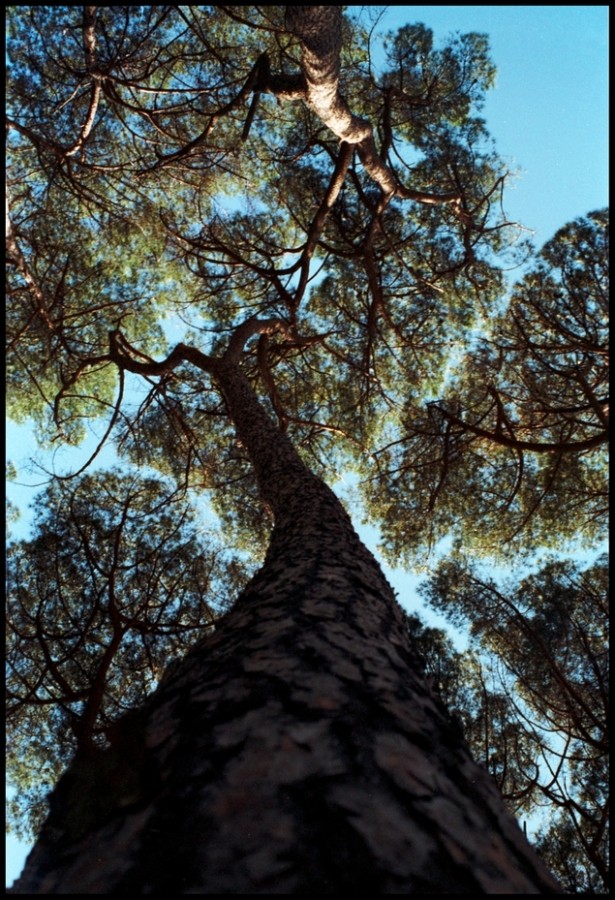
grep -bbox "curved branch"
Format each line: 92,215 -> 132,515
108,318 -> 296,378
433,404 -> 608,454
222,317 -> 294,365
284,6 -> 372,144
52,365 -> 126,482
140,52 -> 272,173
284,7 -> 461,207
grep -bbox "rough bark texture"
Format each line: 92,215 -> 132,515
11,362 -> 561,894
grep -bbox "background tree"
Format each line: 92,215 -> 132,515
418,555 -> 609,892
364,210 -> 608,563
7,468 -> 247,842
6,4 -> 606,893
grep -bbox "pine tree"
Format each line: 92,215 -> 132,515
10,334 -> 560,892
8,6 -> 605,892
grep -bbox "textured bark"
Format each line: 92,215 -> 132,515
10,362 -> 561,894
283,6 -> 460,206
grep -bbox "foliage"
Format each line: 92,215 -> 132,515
365,210 -> 608,563
6,5 -> 518,466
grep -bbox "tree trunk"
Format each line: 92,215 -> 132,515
10,362 -> 561,894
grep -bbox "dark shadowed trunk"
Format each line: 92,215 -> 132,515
10,361 -> 561,893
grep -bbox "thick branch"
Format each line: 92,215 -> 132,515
293,140 -> 354,304
222,317 -> 294,365
82,6 -> 98,71
108,318 -> 296,380
284,6 -> 461,207
108,329 -> 215,377
284,6 -> 372,144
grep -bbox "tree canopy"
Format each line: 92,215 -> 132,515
6,6 -> 608,892
366,209 -> 608,562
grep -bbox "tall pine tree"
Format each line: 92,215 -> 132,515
8,6 -> 604,892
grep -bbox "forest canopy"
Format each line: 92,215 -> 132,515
6,6 -> 608,893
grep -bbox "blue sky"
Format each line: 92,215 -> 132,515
379,5 -> 608,244
6,6 -> 609,887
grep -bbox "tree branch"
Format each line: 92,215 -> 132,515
284,6 -> 461,207
433,404 -> 608,454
